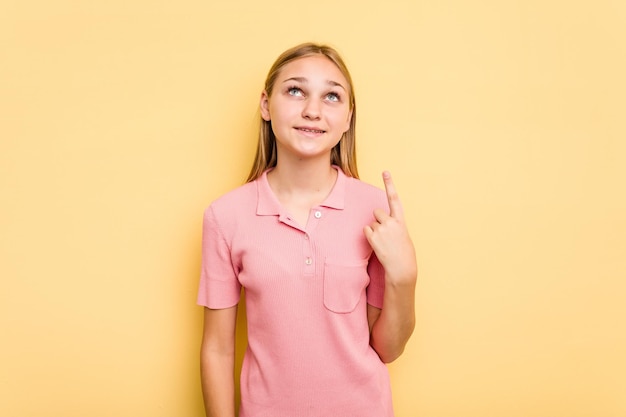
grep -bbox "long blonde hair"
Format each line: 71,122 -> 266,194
246,42 -> 359,182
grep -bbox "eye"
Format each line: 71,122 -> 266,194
288,86 -> 304,97
325,92 -> 341,102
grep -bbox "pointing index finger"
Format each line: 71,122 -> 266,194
382,170 -> 404,219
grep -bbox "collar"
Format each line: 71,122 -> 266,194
256,165 -> 347,216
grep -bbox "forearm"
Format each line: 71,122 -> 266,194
200,306 -> 238,417
200,348 -> 236,417
370,275 -> 416,363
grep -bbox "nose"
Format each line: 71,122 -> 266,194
302,98 -> 321,120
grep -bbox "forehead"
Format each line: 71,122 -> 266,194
277,55 -> 349,87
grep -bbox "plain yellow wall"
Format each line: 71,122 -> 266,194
1,1 -> 625,416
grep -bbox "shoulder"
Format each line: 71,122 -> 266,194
204,181 -> 258,222
344,176 -> 388,209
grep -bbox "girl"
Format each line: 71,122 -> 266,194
198,42 -> 417,417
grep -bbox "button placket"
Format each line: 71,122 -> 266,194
302,209 -> 322,275
302,230 -> 314,275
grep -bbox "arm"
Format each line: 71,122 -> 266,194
365,171 -> 418,363
200,305 -> 238,417
367,279 -> 416,363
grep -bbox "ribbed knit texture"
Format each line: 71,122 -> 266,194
198,167 -> 393,417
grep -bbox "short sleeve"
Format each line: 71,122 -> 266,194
196,205 -> 242,309
366,252 -> 385,309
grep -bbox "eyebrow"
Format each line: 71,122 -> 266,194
283,77 -> 347,92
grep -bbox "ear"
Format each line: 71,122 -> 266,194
260,90 -> 271,121
343,108 -> 353,133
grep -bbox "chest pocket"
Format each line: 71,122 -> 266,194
323,259 -> 370,313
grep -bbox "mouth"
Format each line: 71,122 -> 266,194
295,127 -> 326,134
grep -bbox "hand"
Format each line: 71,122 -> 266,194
364,171 -> 417,285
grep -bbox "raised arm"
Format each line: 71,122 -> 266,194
200,305 -> 238,417
364,171 -> 418,363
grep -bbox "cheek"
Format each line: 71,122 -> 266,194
270,101 -> 298,121
338,110 -> 352,132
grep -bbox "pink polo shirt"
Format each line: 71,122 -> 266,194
197,167 -> 394,417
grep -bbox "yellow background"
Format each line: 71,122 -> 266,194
1,1 -> 625,416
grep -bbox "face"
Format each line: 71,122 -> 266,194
260,55 -> 353,162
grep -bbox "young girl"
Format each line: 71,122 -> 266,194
198,42 -> 417,417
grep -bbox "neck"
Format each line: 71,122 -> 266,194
268,157 -> 337,197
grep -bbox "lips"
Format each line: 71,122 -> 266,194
295,127 -> 326,134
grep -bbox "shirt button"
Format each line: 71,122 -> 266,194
305,257 -> 313,265
314,211 -> 322,219
304,234 -> 309,240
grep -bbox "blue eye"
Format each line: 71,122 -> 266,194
326,92 -> 340,102
288,87 -> 303,97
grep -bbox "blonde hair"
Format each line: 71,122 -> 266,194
246,42 -> 359,182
